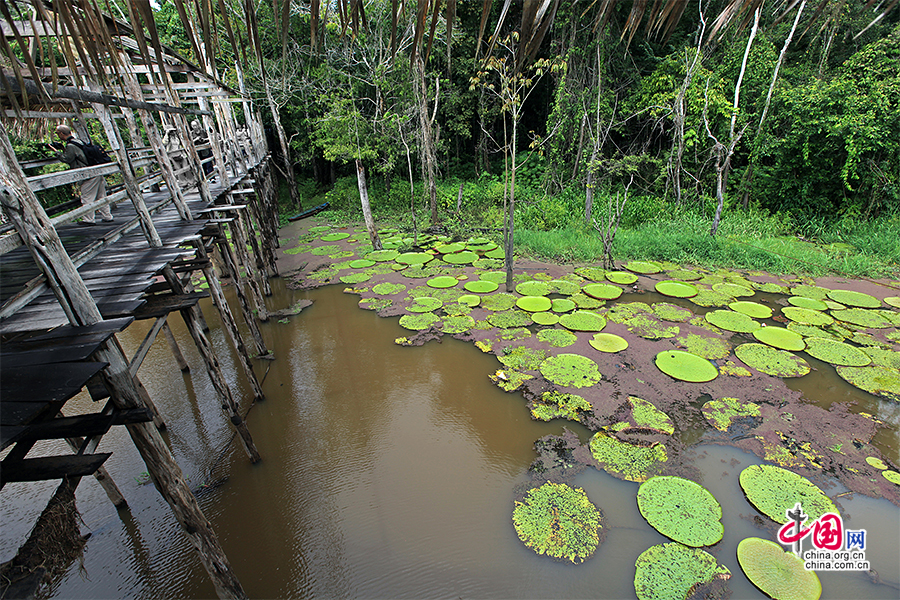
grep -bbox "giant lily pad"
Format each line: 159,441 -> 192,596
443,250 -> 479,265
791,284 -> 830,300
782,307 -> 835,327
464,280 -> 499,294
339,272 -> 371,284
498,346 -> 547,371
427,275 -> 459,289
407,296 -> 442,313
620,396 -> 675,434
652,303 -> 693,322
441,315 -> 475,334
884,296 -> 900,309
517,296 -> 552,312
539,354 -> 602,388
512,482 -> 602,563
884,471 -> 900,485
702,397 -> 760,431
827,289 -> 881,308
835,366 -> 900,401
488,310 -> 533,329
435,242 -> 465,254
480,271 -> 507,284
705,309 -> 761,333
559,310 -> 607,332
637,477 -> 723,547
655,280 -> 698,298
515,281 -> 552,296
730,301 -> 773,319
582,283 -> 623,301
739,464 -> 837,523
571,293 -> 605,309
655,350 -> 718,383
606,271 -> 638,285
480,293 -> 517,311
551,298 -> 577,313
737,538 -> 821,600
396,252 -> 434,265
310,244 -> 342,256
713,282 -> 754,298
367,249 -> 400,262
530,391 -> 591,422
752,327 -> 806,351
803,337 -> 871,367
625,315 -> 679,339
320,232 -> 350,241
634,543 -> 730,600
625,261 -> 662,274
676,334 -> 732,360
787,296 -> 828,311
589,433 -> 667,482
532,311 -> 559,325
537,328 -> 578,348
589,333 -> 628,353
831,308 -> 893,328
549,279 -> 581,295
485,248 -> 505,259
735,343 -> 810,378
349,259 -> 377,269
398,312 -> 440,331
458,294 -> 480,307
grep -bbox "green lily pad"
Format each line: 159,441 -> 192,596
480,271 -> 507,284
549,279 -> 581,295
702,397 -> 760,431
396,252 -> 434,265
884,296 -> 900,309
480,293 -> 517,311
517,296 -> 552,312
652,302 -> 693,322
427,275 -> 459,289
735,343 -> 810,377
589,432 -> 667,482
408,297 -> 442,313
782,306 -> 835,327
676,334 -> 732,360
713,282 -> 754,298
862,347 -> 900,369
488,310 -> 533,329
575,267 -> 607,281
339,272 -> 371,284
515,281 -> 552,296
582,283 -> 623,301
606,271 -> 638,285
689,288 -> 736,308
791,284 -> 830,300
634,543 -> 731,600
551,298 -> 576,313
443,250 -> 479,264
831,308 -> 893,328
349,259 -> 377,269
320,232 -> 350,241
618,396 -> 675,434
668,269 -> 702,281
655,350 -> 718,382
884,470 -> 900,485
730,301 -> 773,319
625,315 -> 679,339
512,482 -> 602,564
835,366 -> 900,401
788,296 -> 828,311
484,248 -> 505,259
498,346 -> 548,371
532,311 -> 560,325
752,327 -> 806,351
308,225 -> 332,233
559,310 -> 607,332
537,328 -> 578,348
311,244 -> 342,256
589,333 -> 628,353
398,312 -> 440,331
827,289 -> 881,308
539,353 -> 602,388
435,242 -> 465,254
866,456 -> 888,470
637,476 -> 723,547
441,315 -> 475,334
571,293 -> 605,309
737,537 -> 821,600
786,322 -> 844,341
458,294 -> 481,307
803,337 -> 871,367
367,249 -> 400,261
705,310 -> 761,333
464,280 -> 499,293
739,464 -> 837,523
655,280 -> 698,298
625,261 -> 661,274
359,297 -> 391,311
530,391 -> 591,422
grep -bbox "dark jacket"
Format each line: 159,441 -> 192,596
60,137 -> 89,168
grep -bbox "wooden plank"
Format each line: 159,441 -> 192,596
0,401 -> 63,433
129,316 -> 167,376
10,317 -> 132,342
133,292 -> 208,320
0,453 -> 112,485
0,343 -> 106,367
27,163 -> 121,191
14,408 -> 154,442
0,362 -> 107,407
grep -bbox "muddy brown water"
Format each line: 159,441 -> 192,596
1,281 -> 898,599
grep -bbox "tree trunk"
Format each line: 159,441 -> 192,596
263,79 -> 301,210
505,117 -> 517,291
356,159 -> 382,250
414,56 -> 439,226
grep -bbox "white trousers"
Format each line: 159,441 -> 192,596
80,175 -> 112,222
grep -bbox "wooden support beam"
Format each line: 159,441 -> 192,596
129,316 -> 168,376
0,453 -> 111,485
21,408 -> 154,441
161,321 -> 190,372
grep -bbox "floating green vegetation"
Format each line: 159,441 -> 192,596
862,347 -> 900,369
866,456 -> 888,470
532,312 -> 560,326
515,281 -> 552,296
443,250 -> 479,264
398,312 -> 440,331
589,332 -> 628,353
548,299 -> 575,314
308,225 -> 332,233
359,297 -> 391,311
349,259 -> 376,269
752,326 -> 806,351
827,289 -> 881,308
366,249 -> 400,261
634,543 -> 730,600
655,350 -> 718,383
735,343 -> 811,377
435,242 -> 465,254
537,328 -> 578,348
463,280 -> 499,294
791,284 -> 830,300
713,282 -> 754,298
589,433 -> 667,482
484,248 -> 505,259
426,275 -> 458,289
441,315 -> 476,334
605,302 -> 650,323
626,396 -> 675,435
517,296 -> 552,312
739,464 -> 837,523
884,471 -> 900,485
702,397 -> 761,431
655,280 -> 698,298
571,293 -> 605,309
583,283 -> 623,301
488,309 -> 533,329
605,271 -> 637,285
457,294 -> 480,308
308,268 -> 338,282
408,296 -> 443,313
689,288 -> 735,308
788,296 -> 828,311
831,307 -> 893,329
625,314 -> 679,339
786,322 -> 844,341
637,477 -> 723,547
372,282 -> 407,295
478,271 -> 506,284
835,366 -> 900,401
481,293 -> 517,311
310,244 -> 341,256
885,296 -> 900,309
499,327 -> 532,341
395,252 -> 433,265
443,302 -> 471,316
705,309 -> 761,333
320,232 -> 350,242
803,337 -> 871,367
754,281 -> 791,294
730,301 -> 773,319
575,266 -> 607,281
512,481 -> 603,564
339,272 -> 371,284
549,279 -> 581,295
625,261 -> 661,274
491,369 -> 532,391
498,346 -> 548,371
737,538 -> 821,600
652,302 -> 693,322
559,310 -> 607,332
282,245 -> 308,255
540,353 -> 602,388
667,268 -> 702,281
782,306 -> 835,327
530,391 -> 592,422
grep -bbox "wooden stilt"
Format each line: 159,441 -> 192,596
133,375 -> 167,431
162,321 -> 191,372
213,226 -> 269,357
222,211 -> 269,321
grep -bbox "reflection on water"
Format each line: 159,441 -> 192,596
1,281 -> 897,599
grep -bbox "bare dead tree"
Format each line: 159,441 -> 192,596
593,174 -> 633,269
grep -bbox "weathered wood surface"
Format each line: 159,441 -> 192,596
0,453 -> 112,485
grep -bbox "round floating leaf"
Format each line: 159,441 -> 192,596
625,315 -> 679,339
398,312 -> 440,331
349,259 -> 376,269
884,296 -> 900,309
339,272 -> 371,284
575,267 -> 607,281
480,293 -> 518,311
517,296 -> 552,312
537,328 -> 578,348
559,310 -> 607,332
705,309 -> 761,333
835,366 -> 900,401
516,281 -> 552,296
488,309 -> 533,329
367,249 -> 400,262
512,482 -> 602,563
668,269 -> 702,281
310,244 -> 341,256
655,280 -> 698,298
831,308 -> 893,329
464,280 -> 499,293
827,289 -> 881,308
443,250 -> 479,264
442,315 -> 475,334
551,298 -> 576,313
606,271 -> 638,285
739,464 -> 837,523
884,471 -> 900,485
435,242 -> 465,254
549,279 -> 581,295
396,252 -> 433,265
713,282 -> 754,298
702,397 -> 760,431
583,283 -> 623,300
539,353 -> 602,388
782,306 -> 835,327
652,302 -> 693,322
803,337 -> 871,367
408,296 -> 442,313
788,296 -> 828,311
589,333 -> 628,353
866,456 -> 888,470
791,285 -> 830,300
427,275 -> 459,289
737,538 -> 821,600
308,225 -> 331,233
752,327 -> 806,351
634,543 -> 730,600
730,301 -> 773,319
320,232 -> 350,241
485,248 -> 505,259
480,271 -> 507,284
458,294 -> 481,307
735,343 -> 810,377
637,476 -> 723,547
655,350 -> 718,383
689,289 -> 735,308
676,333 -> 732,360
372,282 -> 407,296
589,433 -> 667,482
532,311 -> 560,325
625,261 -> 661,274
571,293 -> 605,309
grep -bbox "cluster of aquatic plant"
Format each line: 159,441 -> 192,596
612,396 -> 674,435
633,543 -> 730,600
512,482 -> 603,563
739,464 -> 838,523
636,477 -> 723,547
655,350 -> 718,383
589,432 -> 667,482
539,354 -> 602,388
735,343 -> 811,378
529,391 -> 591,422
701,397 -> 761,431
737,537 -> 822,600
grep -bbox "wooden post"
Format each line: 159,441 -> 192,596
224,210 -> 269,321
160,72 -> 215,206
230,195 -> 271,297
60,411 -> 128,509
0,122 -> 248,600
191,78 -> 229,186
213,225 -> 269,357
162,321 -> 191,371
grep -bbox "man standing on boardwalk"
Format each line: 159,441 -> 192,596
52,125 -> 113,224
